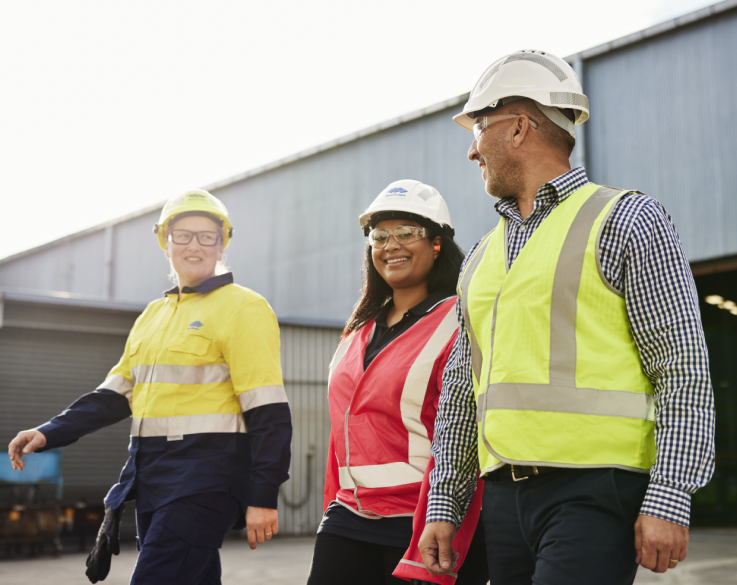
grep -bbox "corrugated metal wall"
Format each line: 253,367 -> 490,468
277,324 -> 341,535
584,7 -> 737,262
0,326 -> 133,504
0,297 -> 339,536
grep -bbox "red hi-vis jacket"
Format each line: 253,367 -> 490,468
324,297 -> 484,582
325,297 -> 458,518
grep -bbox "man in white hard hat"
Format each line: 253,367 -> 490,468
418,50 -> 715,584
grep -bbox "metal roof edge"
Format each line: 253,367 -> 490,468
0,200 -> 166,266
566,0 -> 737,62
0,287 -> 148,313
202,93 -> 470,192
276,316 -> 346,329
0,94 -> 470,265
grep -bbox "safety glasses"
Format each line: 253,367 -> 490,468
472,114 -> 538,142
368,225 -> 427,249
168,230 -> 221,246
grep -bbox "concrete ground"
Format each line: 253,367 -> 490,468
0,529 -> 735,584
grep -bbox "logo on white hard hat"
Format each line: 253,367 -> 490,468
385,187 -> 408,197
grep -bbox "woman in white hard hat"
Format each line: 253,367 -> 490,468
306,180 -> 488,585
8,190 -> 292,584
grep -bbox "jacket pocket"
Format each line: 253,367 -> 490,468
168,335 -> 211,357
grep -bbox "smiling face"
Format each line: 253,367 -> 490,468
165,214 -> 224,289
371,219 -> 441,293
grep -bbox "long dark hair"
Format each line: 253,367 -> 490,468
342,222 -> 465,337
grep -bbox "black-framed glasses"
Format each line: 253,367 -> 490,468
168,230 -> 221,246
368,225 -> 427,249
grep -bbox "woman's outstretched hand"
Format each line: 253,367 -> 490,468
8,429 -> 47,471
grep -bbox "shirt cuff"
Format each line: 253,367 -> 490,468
249,483 -> 280,509
34,422 -> 63,452
639,480 -> 691,527
426,493 -> 463,528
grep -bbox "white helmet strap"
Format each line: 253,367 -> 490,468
535,102 -> 576,139
494,96 -> 575,139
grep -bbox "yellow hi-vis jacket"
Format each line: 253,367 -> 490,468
98,275 -> 291,511
458,184 -> 656,476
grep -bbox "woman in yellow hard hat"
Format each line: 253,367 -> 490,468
8,190 -> 292,584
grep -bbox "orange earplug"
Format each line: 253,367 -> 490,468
433,244 -> 441,252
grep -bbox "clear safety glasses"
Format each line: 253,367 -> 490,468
472,114 -> 538,142
368,225 -> 427,249
168,230 -> 221,246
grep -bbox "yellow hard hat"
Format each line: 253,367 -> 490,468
153,189 -> 233,250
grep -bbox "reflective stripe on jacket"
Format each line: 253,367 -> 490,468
326,297 -> 457,517
459,184 -> 656,476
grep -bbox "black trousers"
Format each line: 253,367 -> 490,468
307,531 -> 489,585
482,467 -> 649,585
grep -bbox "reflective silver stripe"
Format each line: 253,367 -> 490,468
328,334 -> 354,388
237,385 -> 288,412
458,230 -> 494,385
398,559 -> 458,579
130,364 -> 231,386
485,382 -> 655,421
549,186 -> 623,386
130,412 -> 246,437
343,407 -> 353,485
98,374 -> 133,398
595,191 -> 633,299
402,306 -> 458,472
338,463 -> 424,489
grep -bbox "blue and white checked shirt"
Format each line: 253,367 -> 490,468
428,167 -> 715,528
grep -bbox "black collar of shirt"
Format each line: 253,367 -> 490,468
164,272 -> 234,296
374,289 -> 456,327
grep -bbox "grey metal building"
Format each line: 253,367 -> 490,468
1,0 -> 736,531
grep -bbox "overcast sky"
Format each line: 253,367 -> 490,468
0,0 -> 717,260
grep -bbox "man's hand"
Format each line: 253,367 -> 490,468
8,430 -> 47,471
634,514 -> 689,573
418,521 -> 459,575
246,506 -> 278,550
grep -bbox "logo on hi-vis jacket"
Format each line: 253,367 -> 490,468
385,187 -> 408,197
188,321 -> 204,330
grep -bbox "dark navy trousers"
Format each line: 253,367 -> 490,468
131,492 -> 242,585
482,468 -> 649,585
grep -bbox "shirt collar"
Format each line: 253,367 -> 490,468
164,272 -> 234,297
375,289 -> 456,327
495,167 -> 590,219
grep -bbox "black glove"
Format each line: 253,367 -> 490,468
85,503 -> 125,583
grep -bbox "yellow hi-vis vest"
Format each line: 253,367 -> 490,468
459,184 -> 656,476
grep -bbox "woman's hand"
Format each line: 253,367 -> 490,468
246,506 -> 279,550
8,429 -> 47,471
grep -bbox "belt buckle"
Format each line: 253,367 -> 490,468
511,464 -> 538,482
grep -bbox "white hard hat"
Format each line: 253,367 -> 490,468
359,180 -> 454,236
454,50 -> 589,138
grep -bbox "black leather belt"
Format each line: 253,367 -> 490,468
485,464 -> 561,482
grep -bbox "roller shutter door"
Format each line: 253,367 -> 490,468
0,327 -> 131,505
